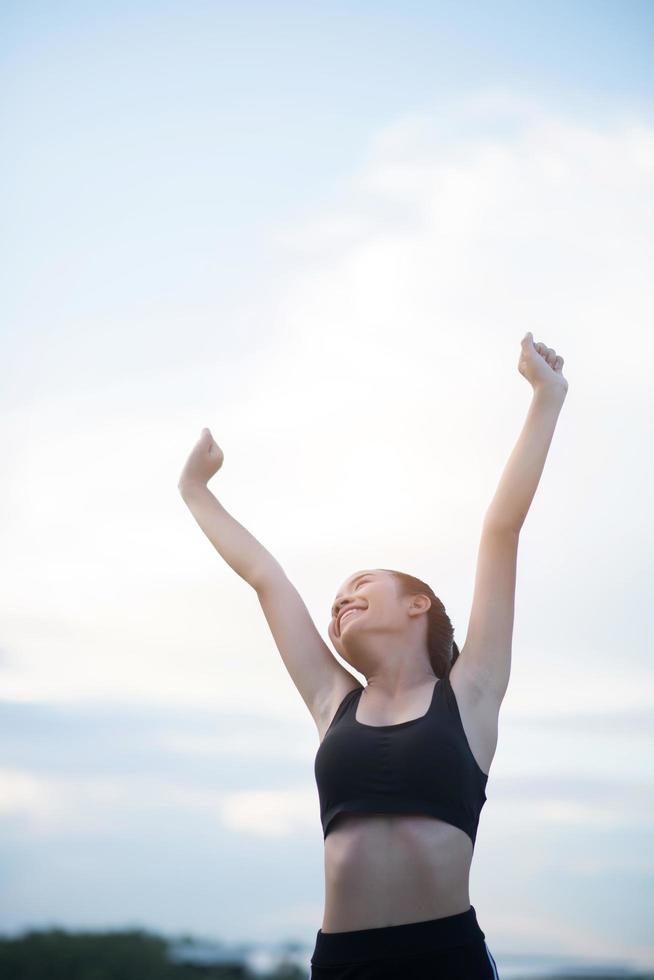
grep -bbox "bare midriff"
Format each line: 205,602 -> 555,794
321,812 -> 473,933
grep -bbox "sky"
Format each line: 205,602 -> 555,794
1,0 -> 654,974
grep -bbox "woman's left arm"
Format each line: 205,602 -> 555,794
485,334 -> 568,531
460,333 -> 568,700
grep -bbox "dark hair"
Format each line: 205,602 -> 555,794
380,569 -> 460,679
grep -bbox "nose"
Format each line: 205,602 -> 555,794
334,595 -> 353,619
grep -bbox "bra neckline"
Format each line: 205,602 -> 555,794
353,677 -> 441,730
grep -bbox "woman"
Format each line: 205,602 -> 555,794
177,332 -> 568,979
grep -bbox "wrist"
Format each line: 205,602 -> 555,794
178,479 -> 209,498
532,379 -> 568,403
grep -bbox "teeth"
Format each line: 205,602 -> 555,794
340,609 -> 361,631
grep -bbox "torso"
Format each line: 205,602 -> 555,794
314,659 -> 500,932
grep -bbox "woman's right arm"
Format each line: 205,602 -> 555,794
177,428 -> 277,589
179,481 -> 279,589
177,428 -> 356,724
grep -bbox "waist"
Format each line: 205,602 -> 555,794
322,813 -> 473,933
312,905 -> 485,967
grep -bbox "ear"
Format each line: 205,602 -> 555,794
408,594 -> 431,615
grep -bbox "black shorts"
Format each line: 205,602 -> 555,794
310,905 -> 500,979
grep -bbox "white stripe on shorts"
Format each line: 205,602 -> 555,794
484,939 -> 500,979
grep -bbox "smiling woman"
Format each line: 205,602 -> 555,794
177,333 -> 568,979
329,568 -> 460,681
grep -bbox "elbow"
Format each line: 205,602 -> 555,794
483,514 -> 522,537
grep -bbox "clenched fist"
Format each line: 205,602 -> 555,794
518,332 -> 568,397
178,428 -> 224,490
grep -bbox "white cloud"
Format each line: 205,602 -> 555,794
0,105 -> 652,831
0,769 -> 48,813
482,904 -> 654,967
218,788 -> 317,838
0,766 -> 318,840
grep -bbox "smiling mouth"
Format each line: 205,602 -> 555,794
339,609 -> 362,633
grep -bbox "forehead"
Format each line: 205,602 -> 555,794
334,569 -> 386,599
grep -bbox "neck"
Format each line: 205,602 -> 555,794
347,636 -> 435,696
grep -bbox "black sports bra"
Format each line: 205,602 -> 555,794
313,672 -> 488,848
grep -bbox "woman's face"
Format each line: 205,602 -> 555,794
327,569 -> 398,653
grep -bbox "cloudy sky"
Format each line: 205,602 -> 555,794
1,0 -> 653,973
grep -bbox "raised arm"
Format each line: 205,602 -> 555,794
460,334 -> 568,701
177,428 -> 354,725
484,333 -> 568,532
177,428 -> 278,588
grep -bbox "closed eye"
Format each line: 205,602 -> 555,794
332,577 -> 370,618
